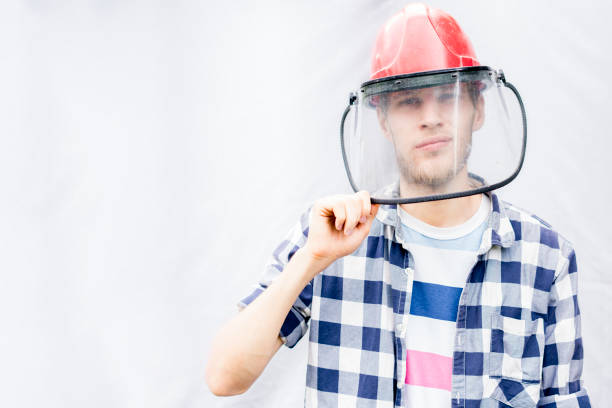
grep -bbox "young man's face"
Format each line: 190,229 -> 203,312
377,83 -> 484,188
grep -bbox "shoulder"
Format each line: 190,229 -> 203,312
499,198 -> 577,274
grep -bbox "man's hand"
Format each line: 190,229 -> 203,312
206,191 -> 378,396
303,191 -> 379,272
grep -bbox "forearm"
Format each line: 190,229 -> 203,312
206,193 -> 377,396
538,248 -> 590,406
205,248 -> 325,396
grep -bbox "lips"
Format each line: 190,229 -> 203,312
415,137 -> 453,151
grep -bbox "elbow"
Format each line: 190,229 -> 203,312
206,375 -> 247,397
205,363 -> 249,397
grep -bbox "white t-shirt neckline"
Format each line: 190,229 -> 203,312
398,194 -> 491,241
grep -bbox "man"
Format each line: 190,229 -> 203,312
206,4 -> 590,407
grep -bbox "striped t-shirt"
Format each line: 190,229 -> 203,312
399,194 -> 491,407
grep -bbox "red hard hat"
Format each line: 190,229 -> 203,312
371,3 -> 479,80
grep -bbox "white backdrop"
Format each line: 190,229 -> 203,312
0,1 -> 609,407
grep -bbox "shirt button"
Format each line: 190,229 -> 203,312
457,333 -> 463,346
397,380 -> 403,388
454,392 -> 461,401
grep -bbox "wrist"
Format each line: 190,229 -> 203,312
293,246 -> 333,281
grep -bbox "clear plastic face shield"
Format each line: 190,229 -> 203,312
340,67 -> 527,204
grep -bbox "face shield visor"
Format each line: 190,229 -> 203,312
340,67 -> 526,204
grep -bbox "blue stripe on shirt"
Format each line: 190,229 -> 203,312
410,281 -> 463,321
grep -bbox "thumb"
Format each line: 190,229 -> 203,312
370,204 -> 380,218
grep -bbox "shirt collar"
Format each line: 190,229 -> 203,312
486,191 -> 515,249
375,191 -> 516,250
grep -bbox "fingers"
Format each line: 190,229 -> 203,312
331,201 -> 346,231
342,196 -> 361,235
344,191 -> 375,235
371,203 -> 380,217
314,192 -> 376,236
357,190 -> 371,221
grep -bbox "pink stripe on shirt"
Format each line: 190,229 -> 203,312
405,349 -> 452,391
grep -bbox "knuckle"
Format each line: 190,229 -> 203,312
355,199 -> 367,215
357,190 -> 370,200
348,200 -> 359,216
357,191 -> 369,203
314,197 -> 330,208
334,208 -> 346,222
340,195 -> 351,205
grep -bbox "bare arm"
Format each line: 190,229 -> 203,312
205,192 -> 379,396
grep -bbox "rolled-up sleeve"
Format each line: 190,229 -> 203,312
538,243 -> 591,407
238,208 -> 313,348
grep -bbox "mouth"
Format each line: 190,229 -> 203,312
415,137 -> 453,151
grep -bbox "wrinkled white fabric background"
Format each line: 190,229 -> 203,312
0,1 -> 609,407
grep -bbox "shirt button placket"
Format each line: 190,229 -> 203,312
454,391 -> 462,404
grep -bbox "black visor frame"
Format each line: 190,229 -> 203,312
340,66 -> 527,205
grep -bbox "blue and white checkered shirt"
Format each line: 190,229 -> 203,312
239,192 -> 590,407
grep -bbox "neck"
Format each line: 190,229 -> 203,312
399,194 -> 482,227
398,170 -> 482,227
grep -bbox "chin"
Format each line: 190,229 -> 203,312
402,160 -> 458,187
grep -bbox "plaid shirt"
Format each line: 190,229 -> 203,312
240,192 -> 590,407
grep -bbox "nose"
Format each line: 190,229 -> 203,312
419,99 -> 444,130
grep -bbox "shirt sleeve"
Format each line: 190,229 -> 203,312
237,208 -> 313,348
537,244 -> 591,407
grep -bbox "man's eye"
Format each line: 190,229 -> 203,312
398,97 -> 421,106
438,92 -> 457,102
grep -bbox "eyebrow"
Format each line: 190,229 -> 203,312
389,90 -> 419,101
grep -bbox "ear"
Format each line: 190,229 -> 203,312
472,95 -> 485,131
376,107 -> 393,142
